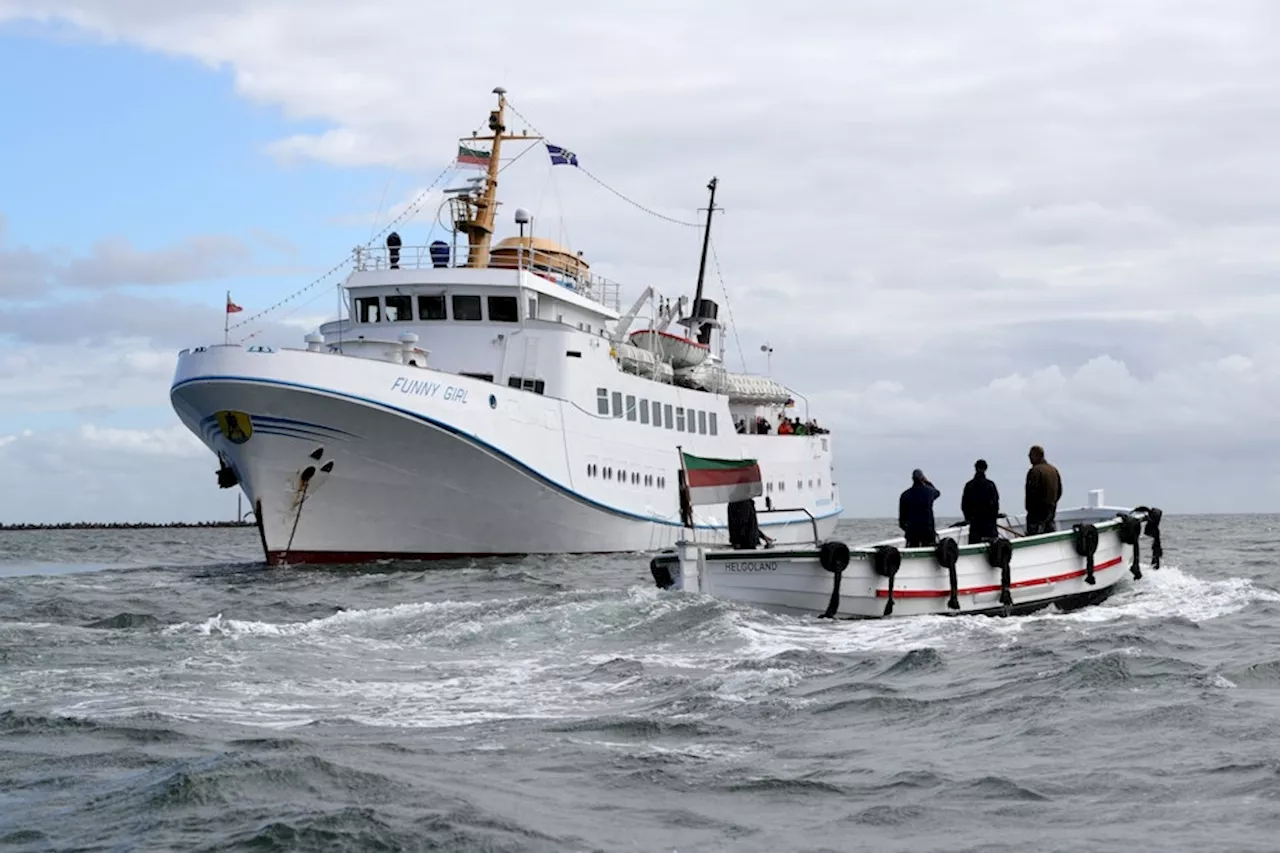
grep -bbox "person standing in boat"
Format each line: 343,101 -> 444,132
1025,445 -> 1063,534
961,459 -> 1000,544
898,469 -> 940,547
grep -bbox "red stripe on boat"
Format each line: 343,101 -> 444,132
874,555 -> 1125,598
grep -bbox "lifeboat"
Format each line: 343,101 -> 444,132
628,328 -> 709,368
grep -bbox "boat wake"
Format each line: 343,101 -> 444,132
7,559 -> 1263,734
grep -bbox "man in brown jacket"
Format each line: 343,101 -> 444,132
1025,445 -> 1062,535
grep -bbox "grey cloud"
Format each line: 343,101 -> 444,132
59,234 -> 253,288
0,215 -> 257,300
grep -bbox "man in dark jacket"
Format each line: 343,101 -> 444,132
961,459 -> 1000,544
899,469 -> 940,547
1025,444 -> 1063,535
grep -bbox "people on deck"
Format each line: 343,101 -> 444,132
898,468 -> 941,547
386,231 -> 402,269
961,458 -> 1000,544
1025,444 -> 1062,535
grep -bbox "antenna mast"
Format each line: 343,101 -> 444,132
691,177 -> 718,317
451,87 -> 542,269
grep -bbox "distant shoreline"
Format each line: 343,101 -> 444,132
0,521 -> 255,531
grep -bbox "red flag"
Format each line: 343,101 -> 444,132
226,295 -> 243,314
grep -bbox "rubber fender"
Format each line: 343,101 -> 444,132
872,545 -> 901,578
934,537 -> 960,569
1143,506 -> 1163,538
985,537 -> 1013,569
1116,513 -> 1141,545
819,540 -> 851,574
650,557 -> 675,590
1073,523 -> 1099,557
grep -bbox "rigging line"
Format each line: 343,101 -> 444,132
230,159 -> 457,333
497,138 -> 540,175
362,160 -> 458,249
505,98 -> 702,229
709,236 -> 747,374
239,279 -> 343,343
366,176 -> 393,245
548,168 -> 571,250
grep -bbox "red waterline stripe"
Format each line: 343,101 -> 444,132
875,556 -> 1125,599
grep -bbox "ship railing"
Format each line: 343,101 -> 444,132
353,244 -> 622,312
757,506 -> 820,544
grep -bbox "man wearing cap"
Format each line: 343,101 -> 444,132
961,459 -> 1001,544
1025,444 -> 1063,535
898,468 -> 941,548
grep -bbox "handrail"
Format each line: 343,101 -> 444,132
757,505 -> 819,544
352,243 -> 622,311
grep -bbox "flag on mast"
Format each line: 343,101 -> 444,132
226,294 -> 243,314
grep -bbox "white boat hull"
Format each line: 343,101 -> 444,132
651,504 -> 1164,619
171,345 -> 840,564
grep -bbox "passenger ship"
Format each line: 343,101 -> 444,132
169,88 -> 842,564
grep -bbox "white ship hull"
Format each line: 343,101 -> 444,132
171,345 -> 841,565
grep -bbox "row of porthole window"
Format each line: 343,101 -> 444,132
596,388 -> 719,435
586,464 -> 667,489
764,478 -> 823,493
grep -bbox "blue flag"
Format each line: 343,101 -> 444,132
546,142 -> 579,167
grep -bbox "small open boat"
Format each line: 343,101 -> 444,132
649,490 -> 1164,619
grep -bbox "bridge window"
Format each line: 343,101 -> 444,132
355,296 -> 380,323
488,295 -> 519,323
596,387 -> 609,415
418,294 -> 446,320
452,294 -> 482,321
384,294 -> 412,321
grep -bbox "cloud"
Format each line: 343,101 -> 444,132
0,425 -> 230,524
0,215 -> 258,299
3,1 -> 1280,515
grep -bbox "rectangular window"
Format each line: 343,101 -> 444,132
664,404 -> 673,429
639,399 -> 650,425
417,294 -> 446,320
611,391 -> 623,418
626,395 -> 636,421
527,297 -> 538,319
652,401 -> 662,427
355,296 -> 380,323
676,408 -> 686,432
384,294 -> 411,321
597,387 -> 609,415
452,294 -> 482,321
459,372 -> 494,382
566,350 -> 582,358
488,295 -> 519,323
698,411 -> 707,434
709,412 -> 718,436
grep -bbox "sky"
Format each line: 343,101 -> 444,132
2,0 -> 1279,523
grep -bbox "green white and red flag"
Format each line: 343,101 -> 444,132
680,452 -> 763,506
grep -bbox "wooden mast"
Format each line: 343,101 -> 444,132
454,87 -> 542,269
